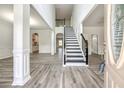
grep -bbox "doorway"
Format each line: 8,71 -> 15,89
56,33 -> 63,59
32,33 -> 39,54
91,34 -> 98,55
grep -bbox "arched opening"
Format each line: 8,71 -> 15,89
56,33 -> 63,55
32,33 -> 39,54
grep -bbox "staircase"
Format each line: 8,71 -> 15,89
64,26 -> 86,66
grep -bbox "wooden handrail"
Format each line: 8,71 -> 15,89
64,27 -> 66,65
81,33 -> 88,65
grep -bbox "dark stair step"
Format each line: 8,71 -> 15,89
66,48 -> 80,50
66,40 -> 77,41
66,59 -> 85,63
67,55 -> 83,57
66,51 -> 82,53
65,34 -> 76,37
66,42 -> 78,44
66,37 -> 77,39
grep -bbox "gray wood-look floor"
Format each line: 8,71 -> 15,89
0,49 -> 104,88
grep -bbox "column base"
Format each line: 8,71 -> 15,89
12,75 -> 31,86
51,53 -> 55,55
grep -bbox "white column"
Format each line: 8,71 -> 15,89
51,30 -> 55,55
12,4 -> 31,86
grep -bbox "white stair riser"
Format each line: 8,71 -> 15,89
65,63 -> 86,66
66,58 -> 84,60
66,46 -> 80,49
66,44 -> 78,45
67,54 -> 83,56
66,50 -> 81,52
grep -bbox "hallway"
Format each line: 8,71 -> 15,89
0,52 -> 103,88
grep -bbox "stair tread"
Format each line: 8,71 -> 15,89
66,49 -> 81,50
66,51 -> 82,53
66,53 -> 82,54
66,40 -> 78,41
66,38 -> 77,39
66,48 -> 80,50
66,42 -> 78,43
66,60 -> 85,63
67,55 -> 83,57
67,58 -> 84,60
66,43 -> 79,45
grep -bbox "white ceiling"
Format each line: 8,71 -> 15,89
83,5 -> 104,26
0,4 -> 49,30
55,4 -> 73,19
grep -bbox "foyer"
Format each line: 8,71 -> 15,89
0,4 -> 105,88
1,4 -> 124,88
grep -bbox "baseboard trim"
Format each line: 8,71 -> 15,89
12,75 -> 31,86
0,55 -> 13,60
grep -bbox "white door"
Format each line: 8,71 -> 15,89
105,4 -> 124,88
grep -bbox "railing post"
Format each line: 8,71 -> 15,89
86,41 -> 88,65
81,34 -> 88,65
63,26 -> 66,65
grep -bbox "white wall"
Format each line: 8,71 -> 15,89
30,29 -> 51,53
32,5 -> 55,55
72,4 -> 96,46
83,26 -> 104,55
0,19 -> 13,59
65,19 -> 70,26
33,4 -> 55,30
55,27 -> 64,53
55,27 -> 64,35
